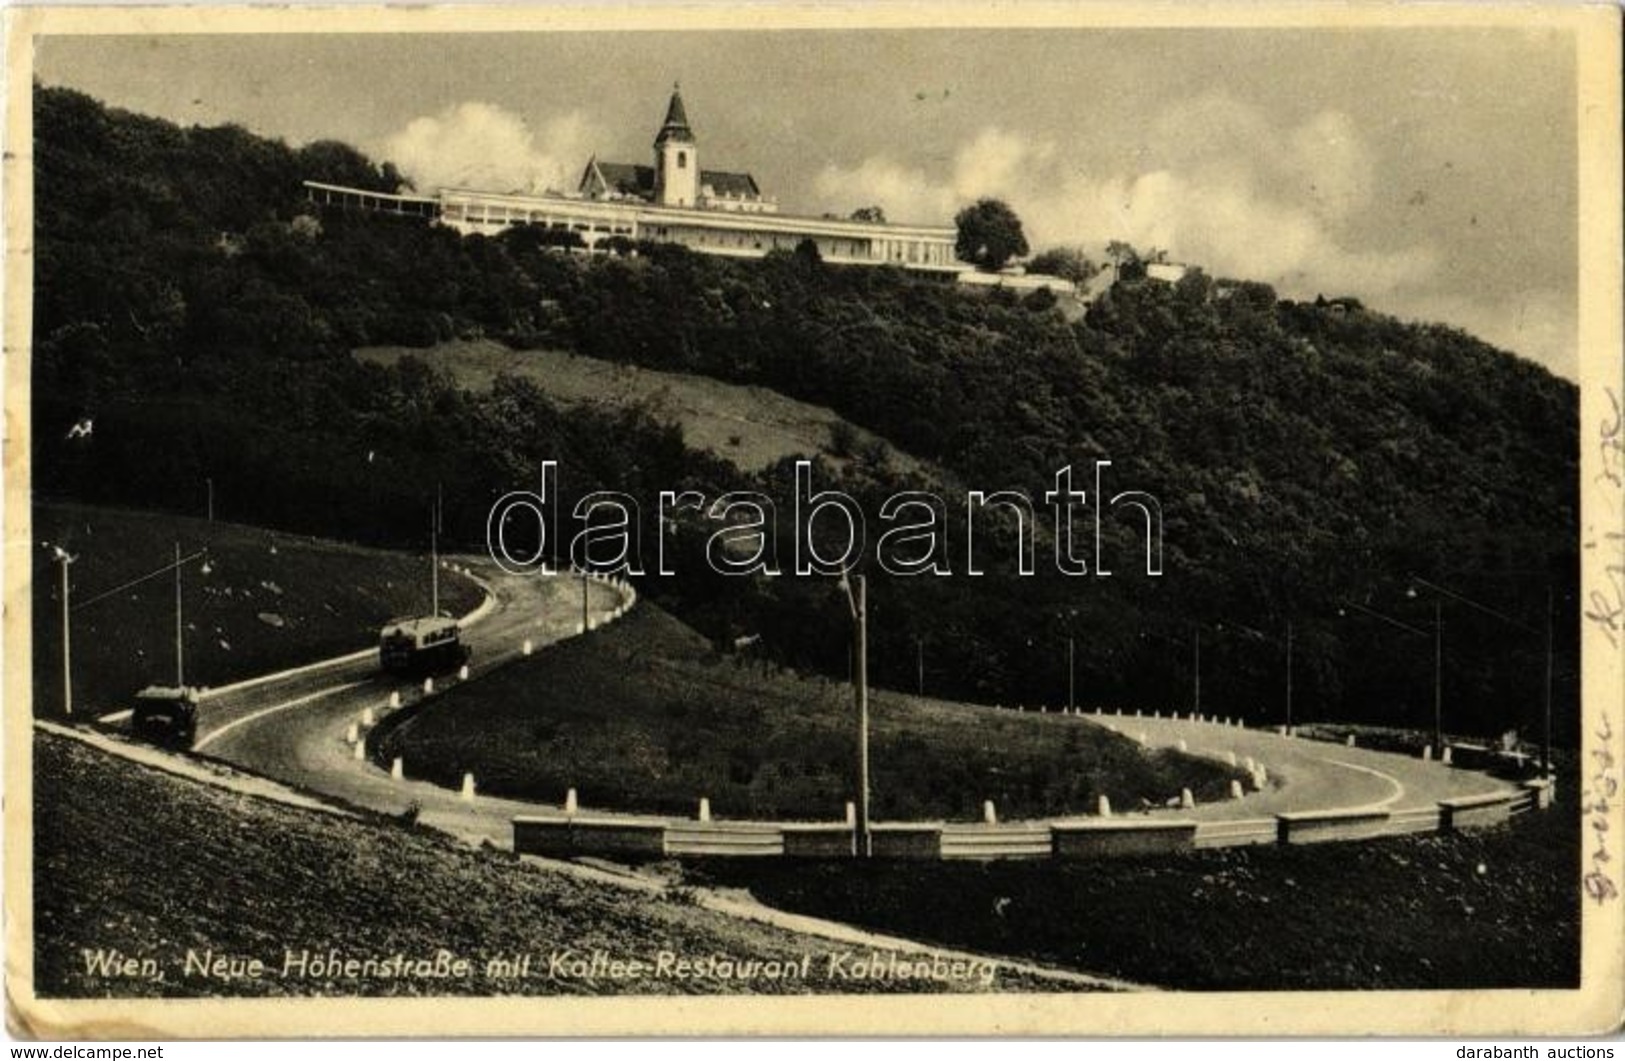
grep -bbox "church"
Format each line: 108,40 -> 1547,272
577,85 -> 777,214
305,85 -> 963,273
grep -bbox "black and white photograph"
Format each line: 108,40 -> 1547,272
4,2 -> 1622,1040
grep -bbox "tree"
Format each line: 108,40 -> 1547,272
850,205 -> 887,224
954,198 -> 1028,272
1105,240 -> 1139,268
1027,246 -> 1099,285
1105,240 -> 1167,283
1174,266 -> 1213,304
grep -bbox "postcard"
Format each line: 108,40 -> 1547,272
4,1 -> 1622,1039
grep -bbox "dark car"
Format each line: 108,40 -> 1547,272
131,685 -> 198,749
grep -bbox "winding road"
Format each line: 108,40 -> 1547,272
55,560 -> 1531,998
100,559 -> 1514,850
1086,711 -> 1514,830
179,557 -> 633,847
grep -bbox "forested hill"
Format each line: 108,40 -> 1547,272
31,85 -> 1580,742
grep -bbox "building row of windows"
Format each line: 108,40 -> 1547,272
652,224 -> 952,264
306,186 -> 438,218
873,239 -> 955,266
438,197 -> 954,267
443,202 -> 636,236
310,185 -> 954,267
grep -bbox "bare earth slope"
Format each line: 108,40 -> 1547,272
356,340 -> 938,478
29,733 -> 1080,1004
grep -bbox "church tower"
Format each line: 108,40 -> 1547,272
653,83 -> 698,208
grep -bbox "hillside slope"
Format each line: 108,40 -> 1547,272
357,340 -> 939,479
29,85 -> 1580,742
689,810 -> 1580,991
29,733 -> 1071,1001
32,503 -> 481,718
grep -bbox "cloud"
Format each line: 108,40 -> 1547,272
811,93 -> 1436,305
812,157 -> 955,223
373,102 -> 602,196
949,127 -> 1053,202
1283,110 -> 1373,225
373,94 -> 1572,377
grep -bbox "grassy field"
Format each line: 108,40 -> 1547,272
30,733 -> 1072,998
356,340 -> 940,479
375,602 -> 1242,822
32,503 -> 483,718
687,812 -> 1582,991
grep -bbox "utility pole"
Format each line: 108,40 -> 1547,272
582,569 -> 590,633
1068,636 -> 1076,713
854,574 -> 870,858
1341,598 -> 1437,749
916,636 -> 924,697
1193,627 -> 1202,715
1285,620 -> 1294,731
70,546 -> 208,698
62,556 -> 72,715
1409,575 -> 1551,771
1540,588 -> 1553,776
431,486 -> 442,617
174,542 -> 185,688
1432,599 -> 1443,755
205,478 -> 214,523
48,546 -> 74,716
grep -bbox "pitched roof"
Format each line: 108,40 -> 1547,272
582,158 -> 655,198
699,169 -> 761,198
583,158 -> 764,203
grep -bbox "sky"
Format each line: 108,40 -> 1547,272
35,27 -> 1578,378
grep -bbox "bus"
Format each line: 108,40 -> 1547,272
378,616 -> 471,677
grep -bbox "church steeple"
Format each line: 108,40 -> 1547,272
655,82 -> 695,146
653,81 -> 699,207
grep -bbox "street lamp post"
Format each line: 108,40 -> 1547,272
1284,619 -> 1294,732
67,546 -> 211,698
1139,626 -> 1204,719
174,542 -> 186,686
1213,618 -> 1294,730
62,554 -> 73,714
1339,599 -> 1440,754
840,571 -> 871,858
1192,627 -> 1202,715
431,485 -> 443,617
44,545 -> 75,716
1057,607 -> 1079,713
1409,575 -> 1554,777
1543,588 -> 1554,777
1430,598 -> 1442,756
857,575 -> 869,857
1068,635 -> 1076,714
